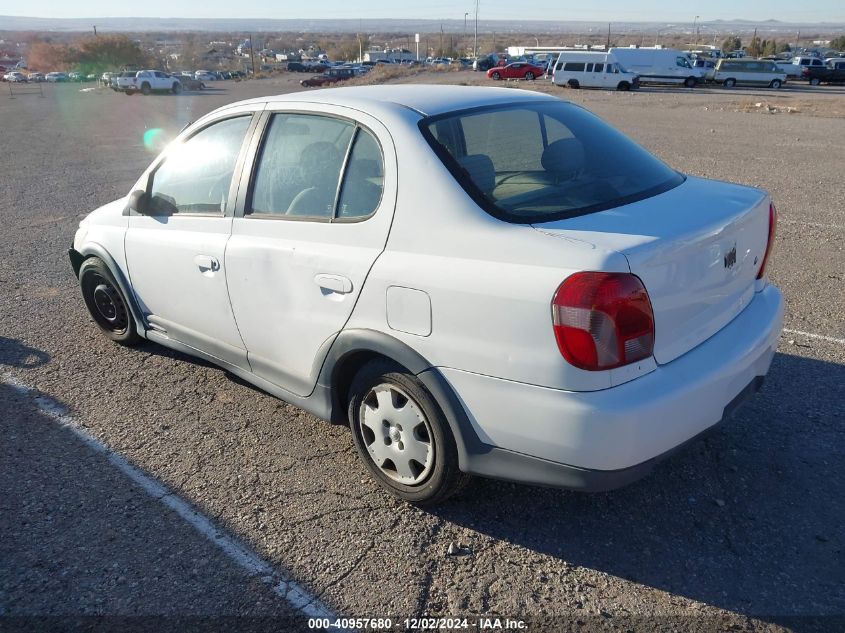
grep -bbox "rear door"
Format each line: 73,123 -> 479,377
225,106 -> 397,396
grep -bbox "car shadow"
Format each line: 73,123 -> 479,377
0,336 -> 50,368
426,351 -> 844,627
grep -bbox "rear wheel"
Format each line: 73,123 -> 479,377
491,71 -> 501,80
568,79 -> 580,89
124,90 -> 135,96
684,76 -> 697,88
172,82 -> 182,94
79,257 -> 140,346
769,79 -> 782,89
347,360 -> 470,505
809,77 -> 821,86
140,82 -> 151,95
524,71 -> 535,80
723,78 -> 736,88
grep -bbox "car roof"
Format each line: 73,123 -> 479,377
225,85 -> 560,118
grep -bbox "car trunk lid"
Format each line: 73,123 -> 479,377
533,176 -> 771,365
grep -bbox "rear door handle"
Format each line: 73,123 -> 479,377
194,255 -> 219,273
314,274 -> 353,294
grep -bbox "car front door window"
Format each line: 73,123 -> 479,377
148,116 -> 252,216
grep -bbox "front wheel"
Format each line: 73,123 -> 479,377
172,82 -> 182,94
617,81 -> 631,91
140,82 -> 151,95
684,76 -> 697,88
491,71 -> 501,80
568,79 -> 580,89
770,79 -> 782,89
79,257 -> 140,346
524,71 -> 535,80
809,77 -> 821,86
723,78 -> 736,88
348,360 -> 470,505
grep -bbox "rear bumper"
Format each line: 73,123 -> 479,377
441,284 -> 784,490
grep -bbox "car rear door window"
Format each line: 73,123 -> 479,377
337,129 -> 384,219
594,63 -> 604,72
248,114 -> 355,218
148,115 -> 252,215
564,62 -> 586,72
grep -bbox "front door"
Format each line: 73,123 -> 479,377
226,108 -> 396,396
125,112 -> 256,367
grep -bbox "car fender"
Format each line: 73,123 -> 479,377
317,328 -> 486,469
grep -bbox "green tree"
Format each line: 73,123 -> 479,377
762,39 -> 777,56
776,41 -> 792,53
830,35 -> 845,50
721,36 -> 741,55
746,36 -> 762,57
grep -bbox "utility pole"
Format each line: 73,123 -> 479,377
249,32 -> 256,75
464,13 -> 469,56
693,15 -> 699,47
474,0 -> 479,58
440,23 -> 444,57
606,23 -> 610,50
93,25 -> 98,37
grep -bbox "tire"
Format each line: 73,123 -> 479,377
140,82 -> 151,95
347,360 -> 471,505
525,71 -> 535,80
491,71 -> 501,80
617,81 -> 630,91
124,90 -> 135,96
770,79 -> 782,89
568,79 -> 580,89
78,257 -> 140,346
172,82 -> 182,94
724,78 -> 736,88
809,77 -> 821,86
200,82 -> 206,90
684,76 -> 697,88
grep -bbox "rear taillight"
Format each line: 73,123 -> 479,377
757,201 -> 777,280
552,272 -> 655,371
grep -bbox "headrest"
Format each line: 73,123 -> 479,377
457,154 -> 495,194
541,138 -> 585,177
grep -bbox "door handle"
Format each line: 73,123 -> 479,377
314,274 -> 353,294
194,255 -> 219,273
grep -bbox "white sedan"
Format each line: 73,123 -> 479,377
69,86 -> 783,504
3,71 -> 27,82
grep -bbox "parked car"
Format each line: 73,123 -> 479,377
45,72 -> 68,82
287,62 -> 308,72
709,58 -> 787,88
552,52 -> 640,90
27,72 -> 45,82
803,61 -> 845,85
176,74 -> 206,90
609,47 -> 706,87
300,67 -> 357,87
487,61 -> 546,80
195,70 -> 216,82
473,54 -> 504,71
69,85 -> 783,504
3,71 -> 27,82
116,70 -> 183,95
791,56 -> 826,71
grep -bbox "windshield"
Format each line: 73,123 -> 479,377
420,101 -> 684,223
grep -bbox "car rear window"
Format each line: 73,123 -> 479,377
420,101 -> 684,223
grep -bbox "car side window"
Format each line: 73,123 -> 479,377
148,115 -> 252,216
248,114 -> 355,218
337,129 -> 384,219
594,63 -> 604,72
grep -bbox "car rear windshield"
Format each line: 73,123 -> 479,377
420,101 -> 684,223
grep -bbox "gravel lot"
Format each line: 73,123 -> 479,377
1,72 -> 843,632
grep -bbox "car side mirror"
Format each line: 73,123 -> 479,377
128,189 -> 150,214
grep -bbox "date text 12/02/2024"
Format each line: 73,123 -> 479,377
308,617 -> 528,630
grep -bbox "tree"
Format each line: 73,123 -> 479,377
746,36 -> 762,58
776,41 -> 792,53
721,36 -> 741,55
762,39 -> 777,56
27,34 -> 151,73
830,35 -> 845,50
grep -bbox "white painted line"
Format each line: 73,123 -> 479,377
782,328 -> 845,346
2,374 -> 344,625
779,219 -> 845,231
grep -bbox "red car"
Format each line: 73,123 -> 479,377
487,62 -> 545,81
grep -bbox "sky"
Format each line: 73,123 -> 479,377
3,0 -> 844,23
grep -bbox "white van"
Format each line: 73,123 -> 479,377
609,47 -> 706,87
710,58 -> 787,88
552,51 -> 639,90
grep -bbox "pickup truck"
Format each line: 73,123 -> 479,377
115,70 -> 182,95
803,62 -> 845,85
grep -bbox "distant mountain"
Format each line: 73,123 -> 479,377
0,15 -> 841,34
